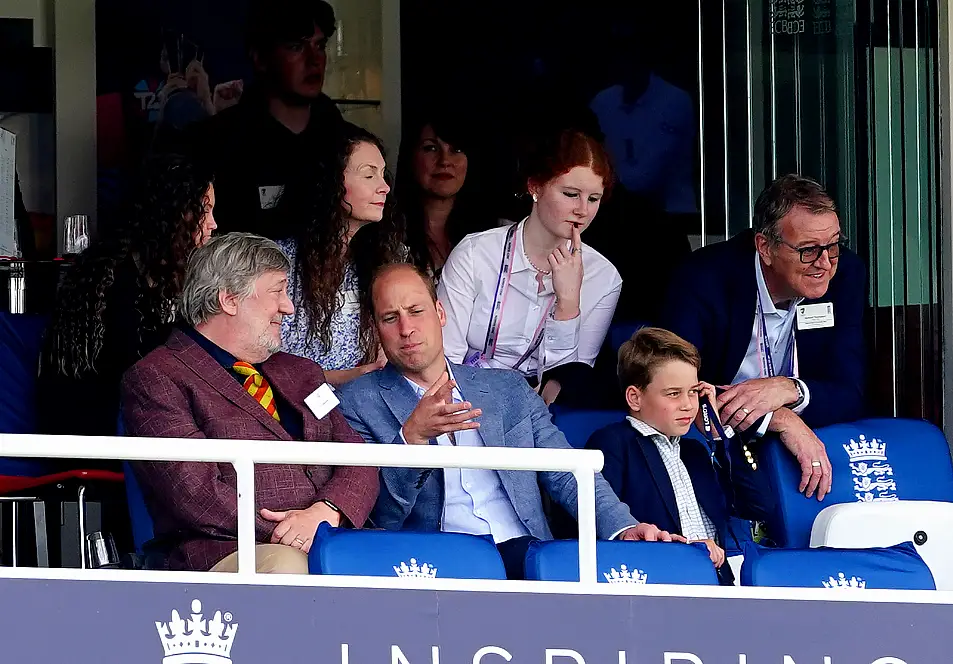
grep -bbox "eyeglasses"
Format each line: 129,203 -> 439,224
780,238 -> 846,264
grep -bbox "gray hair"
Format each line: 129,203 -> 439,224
753,174 -> 837,244
180,233 -> 291,326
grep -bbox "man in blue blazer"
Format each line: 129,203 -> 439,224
660,174 -> 867,500
338,263 -> 678,578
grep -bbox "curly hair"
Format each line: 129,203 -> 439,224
279,123 -> 405,361
44,154 -> 211,378
395,109 -> 490,278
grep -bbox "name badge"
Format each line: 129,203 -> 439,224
797,302 -> 835,330
258,185 -> 284,210
305,383 -> 340,420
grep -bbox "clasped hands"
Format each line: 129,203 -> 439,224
260,501 -> 342,554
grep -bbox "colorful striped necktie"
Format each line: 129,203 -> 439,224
232,362 -> 280,421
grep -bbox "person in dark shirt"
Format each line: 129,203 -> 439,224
171,0 -> 345,240
37,154 -> 217,437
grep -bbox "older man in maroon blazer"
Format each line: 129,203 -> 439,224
121,233 -> 379,573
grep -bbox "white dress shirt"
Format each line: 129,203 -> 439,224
400,365 -> 530,544
732,253 -> 811,433
626,417 -> 717,541
437,219 -> 622,376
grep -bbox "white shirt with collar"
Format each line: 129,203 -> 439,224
399,364 -> 530,544
436,218 -> 622,376
626,416 -> 717,542
732,253 -> 811,434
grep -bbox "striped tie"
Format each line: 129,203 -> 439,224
232,362 -> 280,421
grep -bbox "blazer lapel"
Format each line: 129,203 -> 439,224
634,433 -> 681,529
379,364 -> 423,428
453,366 -> 504,449
725,234 -> 760,384
167,330 -> 291,441
262,358 -> 315,441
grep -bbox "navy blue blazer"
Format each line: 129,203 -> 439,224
586,421 -> 776,584
658,231 -> 867,428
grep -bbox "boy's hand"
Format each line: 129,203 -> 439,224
692,538 -> 726,568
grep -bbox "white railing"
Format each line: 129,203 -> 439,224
0,434 -> 605,583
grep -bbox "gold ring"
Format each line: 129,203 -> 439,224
292,536 -> 305,546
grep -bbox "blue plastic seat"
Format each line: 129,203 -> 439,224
609,321 -> 647,354
552,409 -> 627,449
308,523 -> 507,579
524,539 -> 719,584
761,418 -> 953,548
741,540 -> 935,590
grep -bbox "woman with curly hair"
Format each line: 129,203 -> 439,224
38,154 -> 216,436
276,123 -> 404,386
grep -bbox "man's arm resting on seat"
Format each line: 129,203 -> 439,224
121,363 -> 274,541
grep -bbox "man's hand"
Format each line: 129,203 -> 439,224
691,538 -> 726,568
717,377 -> 799,431
402,372 -> 482,445
619,523 -> 687,542
260,502 -> 342,554
771,408 -> 832,500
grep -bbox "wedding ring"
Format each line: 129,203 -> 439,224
742,408 -> 751,415
292,536 -> 305,546
811,461 -> 822,468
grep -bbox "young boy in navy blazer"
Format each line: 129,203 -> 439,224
586,328 -> 774,584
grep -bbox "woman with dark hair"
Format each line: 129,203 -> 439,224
395,111 -> 489,279
277,123 -> 404,386
38,154 -> 217,436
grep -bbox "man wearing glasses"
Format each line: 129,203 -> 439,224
661,174 -> 866,501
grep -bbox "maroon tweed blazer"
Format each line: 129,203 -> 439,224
120,328 -> 379,571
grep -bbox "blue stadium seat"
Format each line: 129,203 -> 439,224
740,540 -> 936,589
761,418 -> 953,548
609,321 -> 647,354
524,539 -> 719,584
552,409 -> 627,448
0,312 -> 47,436
308,523 -> 507,579
117,417 -> 156,556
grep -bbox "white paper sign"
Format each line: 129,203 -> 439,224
796,302 -> 835,330
305,383 -> 340,420
0,127 -> 17,257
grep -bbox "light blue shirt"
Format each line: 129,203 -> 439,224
733,254 -> 811,433
400,364 -> 530,544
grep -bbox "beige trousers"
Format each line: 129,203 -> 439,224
210,544 -> 309,574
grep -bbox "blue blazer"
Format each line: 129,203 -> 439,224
658,231 -> 867,428
337,363 -> 639,541
586,421 -> 776,584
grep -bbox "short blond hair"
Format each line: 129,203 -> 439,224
617,327 -> 701,391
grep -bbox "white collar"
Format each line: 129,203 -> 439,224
626,416 -> 680,445
403,359 -> 459,397
754,252 -> 803,315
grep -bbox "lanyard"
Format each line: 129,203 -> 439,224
698,396 -> 732,473
481,222 -> 556,373
755,291 -> 798,378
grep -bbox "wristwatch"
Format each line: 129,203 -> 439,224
789,378 -> 805,409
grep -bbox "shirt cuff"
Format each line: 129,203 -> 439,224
791,379 -> 811,414
609,525 -> 636,540
755,411 -> 773,437
544,314 -> 581,352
